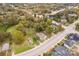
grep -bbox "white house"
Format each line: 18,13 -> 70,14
52,21 -> 61,27
36,33 -> 47,41
68,14 -> 77,17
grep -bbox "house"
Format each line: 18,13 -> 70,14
64,34 -> 79,48
68,6 -> 74,9
69,34 -> 79,42
68,14 -> 77,17
72,44 -> 79,54
53,46 -> 72,56
44,13 -> 56,19
52,21 -> 61,27
2,43 -> 9,51
0,12 -> 6,15
47,15 -> 55,19
61,16 -> 66,19
32,13 -> 43,19
36,33 -> 47,41
61,19 -> 67,24
60,16 -> 67,24
52,52 -> 60,56
64,39 -> 76,48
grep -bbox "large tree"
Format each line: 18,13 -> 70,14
7,28 -> 25,55
45,26 -> 53,34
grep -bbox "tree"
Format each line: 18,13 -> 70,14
75,8 -> 79,16
66,16 -> 78,24
57,25 -> 64,31
0,32 -> 6,52
45,26 -> 53,34
52,25 -> 64,34
32,35 -> 39,44
7,29 -> 25,55
35,23 -> 44,32
15,23 -> 26,35
46,19 -> 52,25
5,13 -> 19,27
76,23 -> 79,32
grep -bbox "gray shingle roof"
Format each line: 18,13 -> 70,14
64,39 -> 76,47
64,34 -> 79,47
54,46 -> 71,56
69,34 -> 79,41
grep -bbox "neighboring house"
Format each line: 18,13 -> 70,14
68,6 -> 74,9
32,13 -> 44,19
64,39 -> 76,48
37,14 -> 43,18
69,34 -> 79,42
53,34 -> 79,56
68,14 -> 77,17
72,44 -> 79,54
64,34 -> 79,48
61,16 -> 66,19
0,12 -> 5,15
61,19 -> 67,24
60,16 -> 67,24
47,15 -> 55,19
53,46 -> 72,56
36,33 -> 47,41
52,52 -> 61,56
52,21 -> 61,27
44,13 -> 56,19
2,43 -> 9,51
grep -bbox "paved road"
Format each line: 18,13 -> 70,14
13,6 -> 79,56
15,19 -> 79,56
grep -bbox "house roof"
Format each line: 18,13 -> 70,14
47,15 -> 55,19
69,34 -> 79,41
68,14 -> 77,17
36,33 -> 47,40
53,52 -> 61,56
61,16 -> 66,19
64,39 -> 76,47
54,46 -> 71,56
64,34 -> 79,47
2,43 -> 9,51
52,21 -> 60,26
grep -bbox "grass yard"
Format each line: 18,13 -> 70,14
6,25 -> 39,54
15,44 -> 33,54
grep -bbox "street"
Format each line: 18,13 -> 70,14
15,19 -> 79,56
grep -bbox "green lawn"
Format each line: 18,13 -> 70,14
15,45 -> 33,54
6,25 -> 38,54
